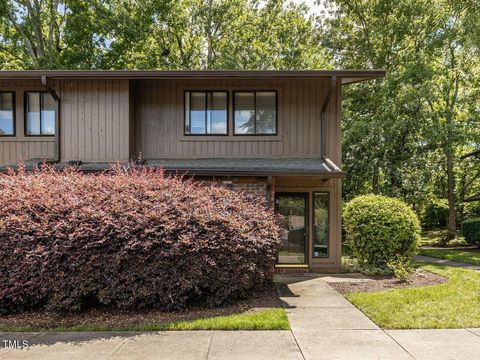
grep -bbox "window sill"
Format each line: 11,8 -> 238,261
0,136 -> 55,142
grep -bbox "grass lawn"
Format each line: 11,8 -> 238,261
346,264 -> 480,329
420,248 -> 480,265
0,308 -> 289,332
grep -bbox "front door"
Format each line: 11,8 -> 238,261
275,193 -> 308,264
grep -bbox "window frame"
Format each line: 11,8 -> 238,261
0,91 -> 16,137
311,191 -> 330,259
233,90 -> 278,136
184,90 -> 229,136
24,91 -> 56,137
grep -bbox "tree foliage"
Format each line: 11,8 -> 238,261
0,0 -> 330,70
321,0 -> 480,236
0,0 -> 479,234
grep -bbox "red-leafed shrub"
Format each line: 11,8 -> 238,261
0,164 -> 280,314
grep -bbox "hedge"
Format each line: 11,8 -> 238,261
0,164 -> 280,314
344,194 -> 420,267
463,218 -> 480,246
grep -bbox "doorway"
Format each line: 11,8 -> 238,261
275,193 -> 308,264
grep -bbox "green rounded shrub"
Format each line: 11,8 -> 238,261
463,218 -> 480,246
344,194 -> 420,267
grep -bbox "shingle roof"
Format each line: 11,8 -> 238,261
0,158 -> 345,177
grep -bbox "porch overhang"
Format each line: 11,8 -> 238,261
145,158 -> 345,177
0,158 -> 345,178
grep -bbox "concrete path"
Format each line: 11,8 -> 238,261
0,330 -> 302,360
2,273 -> 480,359
276,273 -> 480,360
415,254 -> 480,271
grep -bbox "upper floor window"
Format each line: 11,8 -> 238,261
185,91 -> 228,135
25,92 -> 55,136
0,92 -> 14,136
234,91 -> 277,135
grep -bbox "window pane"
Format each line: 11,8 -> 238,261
234,92 -> 255,134
0,93 -> 14,135
190,92 -> 206,134
256,92 -> 276,134
276,194 -> 307,264
207,92 -> 227,134
41,93 -> 55,135
26,93 -> 41,135
185,92 -> 190,133
313,193 -> 329,258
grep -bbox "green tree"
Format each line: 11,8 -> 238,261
120,0 -> 330,70
321,0 -> 480,237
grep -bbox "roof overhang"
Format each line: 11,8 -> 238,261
0,69 -> 385,84
0,158 -> 346,178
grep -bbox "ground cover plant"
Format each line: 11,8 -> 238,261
0,164 -> 281,314
345,264 -> 480,329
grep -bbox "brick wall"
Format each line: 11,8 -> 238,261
196,176 -> 274,208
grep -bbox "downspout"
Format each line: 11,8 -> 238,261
41,76 -> 61,162
320,76 -> 337,159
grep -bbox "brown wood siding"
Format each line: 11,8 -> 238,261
134,79 -> 341,160
59,79 -> 130,162
0,140 -> 55,166
0,80 -> 55,166
1,77 -> 342,166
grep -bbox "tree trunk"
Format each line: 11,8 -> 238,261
446,147 -> 456,239
372,161 -> 379,194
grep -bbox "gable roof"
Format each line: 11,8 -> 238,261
0,69 -> 385,85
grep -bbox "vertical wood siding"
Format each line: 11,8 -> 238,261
135,79 -> 341,160
0,141 -> 55,167
59,79 -> 130,162
1,77 -> 341,166
0,80 -> 55,166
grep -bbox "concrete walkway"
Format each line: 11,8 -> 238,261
276,273 -> 480,360
0,330 -> 303,360
415,254 -> 480,271
2,274 -> 480,359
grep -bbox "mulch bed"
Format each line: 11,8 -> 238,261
0,284 -> 282,330
328,269 -> 447,295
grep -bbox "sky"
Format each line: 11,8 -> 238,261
292,0 -> 325,16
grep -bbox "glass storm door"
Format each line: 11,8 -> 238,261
275,193 -> 308,264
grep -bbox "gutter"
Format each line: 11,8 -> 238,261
41,76 -> 60,162
320,76 -> 337,158
0,69 -> 387,80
